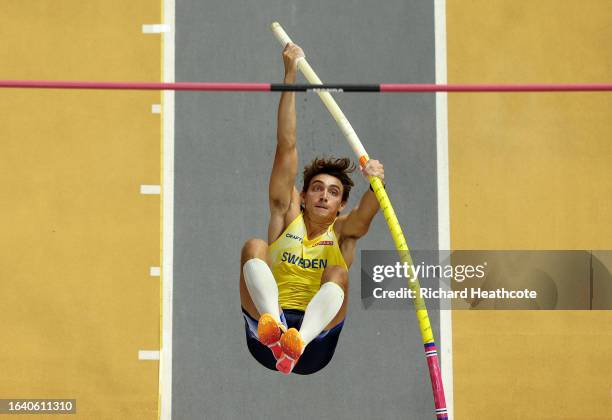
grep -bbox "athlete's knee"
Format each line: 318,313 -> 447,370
241,238 -> 268,263
322,265 -> 349,293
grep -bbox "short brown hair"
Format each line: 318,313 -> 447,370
302,156 -> 356,202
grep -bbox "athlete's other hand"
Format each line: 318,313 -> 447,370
361,159 -> 384,182
282,43 -> 305,82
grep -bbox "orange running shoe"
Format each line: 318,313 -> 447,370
257,313 -> 286,360
275,328 -> 304,375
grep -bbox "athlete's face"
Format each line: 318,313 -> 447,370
302,174 -> 346,220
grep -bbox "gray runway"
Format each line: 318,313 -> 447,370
173,1 -> 440,418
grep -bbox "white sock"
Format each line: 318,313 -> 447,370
299,282 -> 345,346
243,258 -> 281,323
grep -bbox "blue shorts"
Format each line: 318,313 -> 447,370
242,307 -> 344,375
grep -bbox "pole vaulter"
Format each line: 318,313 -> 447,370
269,22 -> 448,420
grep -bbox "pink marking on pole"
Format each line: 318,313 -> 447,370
0,80 -> 272,91
381,83 -> 612,92
425,343 -> 447,419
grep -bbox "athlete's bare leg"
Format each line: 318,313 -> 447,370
320,265 -> 349,330
239,238 -> 270,321
277,265 -> 348,374
240,238 -> 287,360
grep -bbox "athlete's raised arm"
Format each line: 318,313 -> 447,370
337,159 -> 385,241
268,43 -> 305,242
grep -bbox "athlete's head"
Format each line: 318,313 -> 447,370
301,156 -> 356,219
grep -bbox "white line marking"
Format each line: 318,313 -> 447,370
152,104 -> 162,114
139,350 -> 160,360
435,0 -> 454,418
159,2 -> 175,420
150,267 -> 161,277
140,185 -> 161,195
142,24 -> 170,34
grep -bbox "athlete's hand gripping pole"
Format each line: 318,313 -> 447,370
270,22 -> 448,420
